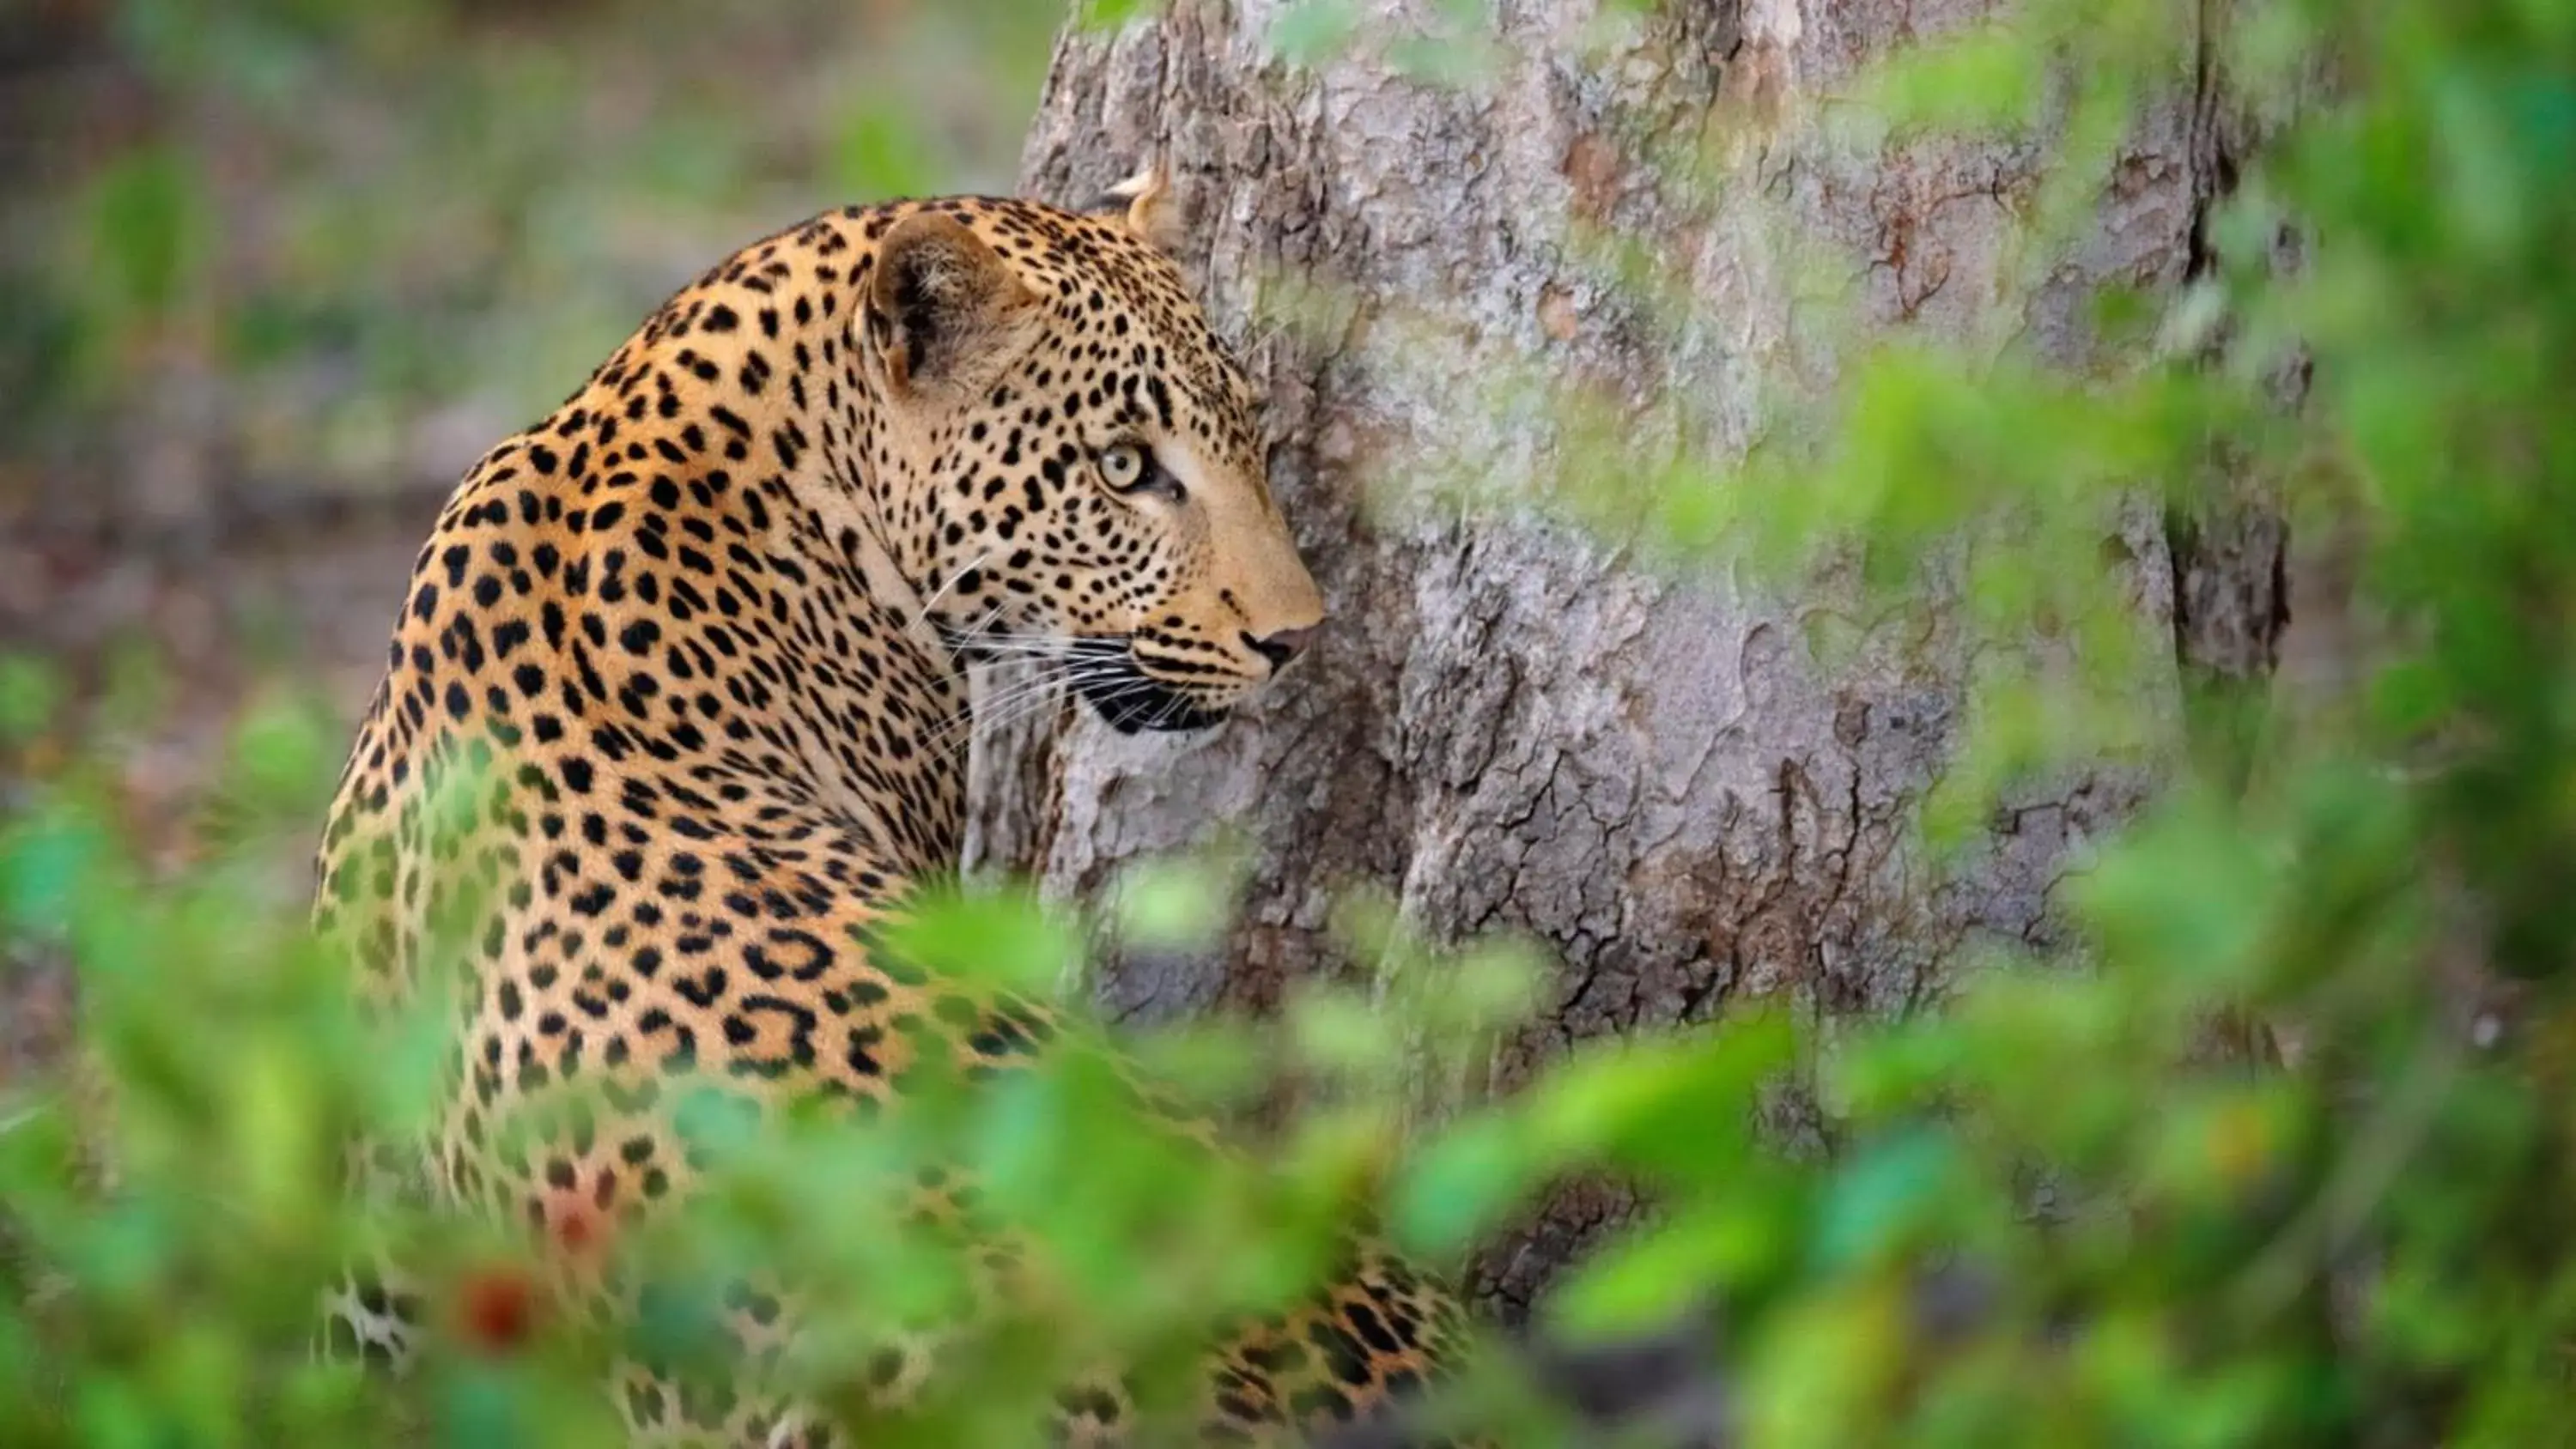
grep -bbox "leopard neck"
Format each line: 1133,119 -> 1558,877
464,211 -> 976,877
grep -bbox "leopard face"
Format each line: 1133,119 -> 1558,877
857,197 -> 1324,734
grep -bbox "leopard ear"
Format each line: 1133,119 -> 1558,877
1091,160 -> 1182,252
865,210 -> 1035,397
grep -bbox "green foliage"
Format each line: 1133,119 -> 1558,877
9,0 -> 2576,1444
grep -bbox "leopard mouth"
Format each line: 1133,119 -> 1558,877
939,627 -> 1237,734
1066,637 -> 1234,734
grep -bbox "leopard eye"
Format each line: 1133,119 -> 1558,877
1097,440 -> 1182,501
1097,441 -> 1149,492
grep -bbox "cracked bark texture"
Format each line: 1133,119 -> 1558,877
973,0 -> 2273,1322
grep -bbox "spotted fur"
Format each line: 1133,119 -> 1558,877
310,181 -> 1473,1446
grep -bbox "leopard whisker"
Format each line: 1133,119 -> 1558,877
909,549 -> 993,632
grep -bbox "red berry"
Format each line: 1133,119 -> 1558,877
456,1265 -> 538,1353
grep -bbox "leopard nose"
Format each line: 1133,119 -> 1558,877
1243,626 -> 1315,672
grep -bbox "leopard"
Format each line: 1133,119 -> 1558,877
307,162 -> 1479,1448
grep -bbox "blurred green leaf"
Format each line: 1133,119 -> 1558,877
1109,852 -> 1242,956
0,656 -> 63,746
78,145 -> 215,326
1809,1130 -> 1963,1274
831,101 -> 943,203
1392,1113 -> 1532,1257
1268,0 -> 1362,67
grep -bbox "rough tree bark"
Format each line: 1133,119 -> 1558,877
972,0 -> 2283,1322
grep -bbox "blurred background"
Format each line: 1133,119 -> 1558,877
0,0 -> 1057,1080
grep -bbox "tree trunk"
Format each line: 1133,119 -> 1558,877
976,0 -> 2281,1323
